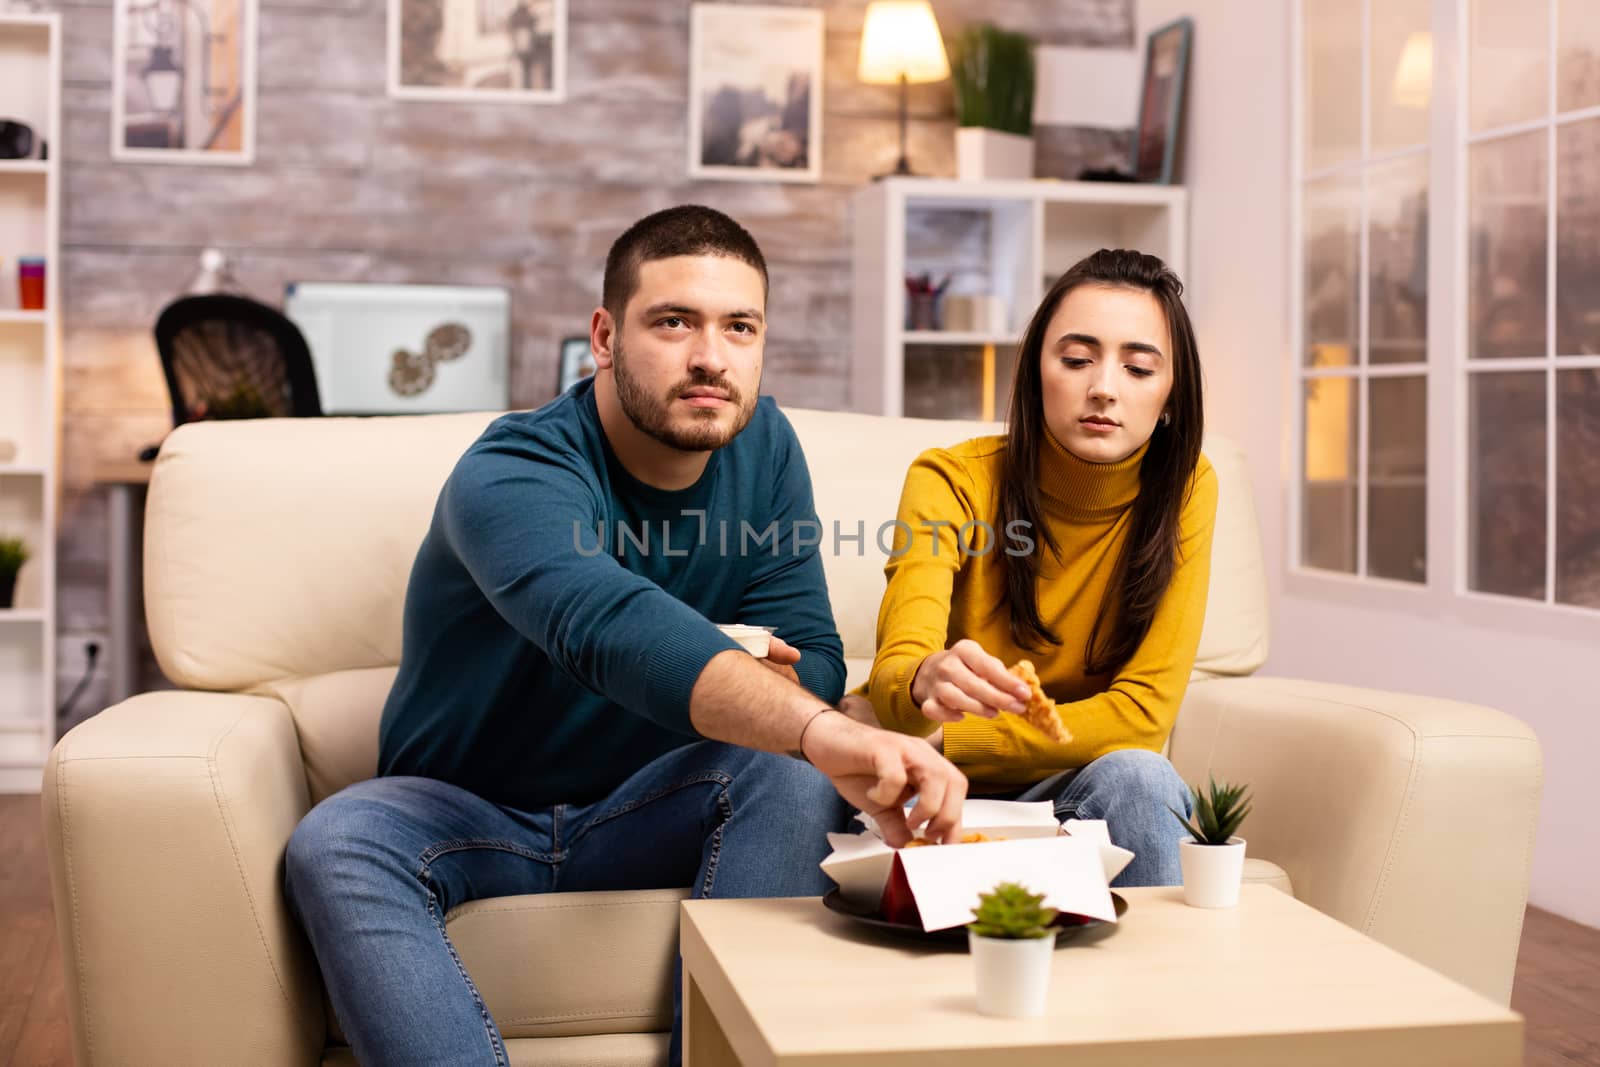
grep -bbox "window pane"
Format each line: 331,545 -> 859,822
1556,369 -> 1600,607
1469,371 -> 1547,598
1369,154 -> 1429,365
1305,0 -> 1362,170
1305,176 -> 1359,368
1372,0 -> 1431,152
1304,377 -> 1358,573
1368,376 -> 1427,582
1469,132 -> 1547,360
1557,0 -> 1600,112
1556,119 -> 1600,355
1470,0 -> 1550,131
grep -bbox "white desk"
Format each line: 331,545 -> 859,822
92,462 -> 152,706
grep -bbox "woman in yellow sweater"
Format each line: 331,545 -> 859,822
866,248 -> 1215,885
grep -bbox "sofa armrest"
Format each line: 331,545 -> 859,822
43,691 -> 326,1066
1168,675 -> 1541,1005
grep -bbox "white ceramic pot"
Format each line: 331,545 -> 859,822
968,931 -> 1054,1017
1179,836 -> 1247,908
955,127 -> 1036,182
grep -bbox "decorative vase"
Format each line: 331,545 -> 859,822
968,931 -> 1054,1017
0,571 -> 16,610
1179,836 -> 1247,908
956,127 -> 1035,182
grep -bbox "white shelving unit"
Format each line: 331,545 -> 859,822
0,13 -> 62,793
851,177 -> 1188,419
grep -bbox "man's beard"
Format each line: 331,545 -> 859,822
612,335 -> 757,453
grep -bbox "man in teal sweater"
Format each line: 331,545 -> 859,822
284,205 -> 969,1067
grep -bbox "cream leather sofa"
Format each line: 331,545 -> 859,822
43,407 -> 1541,1066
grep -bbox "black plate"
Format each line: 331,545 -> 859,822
821,888 -> 1128,947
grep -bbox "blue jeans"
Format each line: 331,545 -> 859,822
283,741 -> 849,1067
1009,748 -> 1193,887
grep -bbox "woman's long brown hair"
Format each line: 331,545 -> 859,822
996,249 -> 1204,676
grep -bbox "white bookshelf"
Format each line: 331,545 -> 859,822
851,177 -> 1189,419
0,13 -> 62,793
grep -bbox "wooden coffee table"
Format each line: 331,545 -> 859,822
680,885 -> 1522,1066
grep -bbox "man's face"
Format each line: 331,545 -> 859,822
1039,284 -> 1175,464
604,255 -> 765,453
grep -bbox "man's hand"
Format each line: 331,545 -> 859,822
757,635 -> 802,685
909,639 -> 1031,724
801,710 -> 967,847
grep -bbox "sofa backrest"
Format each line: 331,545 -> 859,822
144,406 -> 1268,693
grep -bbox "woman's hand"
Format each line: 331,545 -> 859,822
909,639 -> 1031,724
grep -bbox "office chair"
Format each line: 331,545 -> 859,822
142,294 -> 323,460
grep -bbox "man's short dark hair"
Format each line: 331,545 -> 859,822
602,205 -> 769,321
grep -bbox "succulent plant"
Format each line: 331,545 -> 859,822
1169,776 -> 1253,846
968,881 -> 1058,940
0,536 -> 29,578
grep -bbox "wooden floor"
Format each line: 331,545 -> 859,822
1,793 -> 1596,1066
1,795 -> 70,1066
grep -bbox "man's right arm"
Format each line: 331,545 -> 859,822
445,436 -> 970,845
689,647 -> 968,846
440,442 -> 740,737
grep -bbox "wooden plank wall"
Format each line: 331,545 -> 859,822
0,0 -> 1132,722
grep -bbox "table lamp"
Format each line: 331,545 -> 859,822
858,0 -> 951,176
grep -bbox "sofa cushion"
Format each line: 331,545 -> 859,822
258,668 -> 392,805
783,409 -> 1001,664
145,408 -> 1269,692
1244,857 -> 1294,896
324,1033 -> 669,1067
146,412 -> 498,692
1190,434 -> 1271,677
445,889 -> 687,1039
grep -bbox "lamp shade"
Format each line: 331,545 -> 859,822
1391,31 -> 1432,110
858,0 -> 951,85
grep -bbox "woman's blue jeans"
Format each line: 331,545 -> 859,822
1009,747 -> 1194,888
283,741 -> 849,1067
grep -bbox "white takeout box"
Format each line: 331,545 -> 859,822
820,800 -> 1134,931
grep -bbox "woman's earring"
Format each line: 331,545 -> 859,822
1160,411 -> 1172,427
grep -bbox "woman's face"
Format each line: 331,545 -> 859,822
1038,284 -> 1175,464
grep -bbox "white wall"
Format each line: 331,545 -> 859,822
1131,0 -> 1599,928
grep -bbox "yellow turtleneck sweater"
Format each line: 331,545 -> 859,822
866,431 -> 1218,791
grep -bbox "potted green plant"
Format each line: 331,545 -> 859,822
0,535 -> 29,610
967,880 -> 1057,1017
949,23 -> 1036,182
1169,776 -> 1253,908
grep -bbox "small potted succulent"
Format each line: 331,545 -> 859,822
0,535 -> 29,610
967,881 -> 1057,1017
1169,776 -> 1253,908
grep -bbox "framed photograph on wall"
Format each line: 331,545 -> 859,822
111,0 -> 257,164
687,4 -> 823,183
557,335 -> 595,393
1129,16 -> 1192,185
389,0 -> 567,102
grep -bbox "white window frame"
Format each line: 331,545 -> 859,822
1289,0 -> 1600,642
